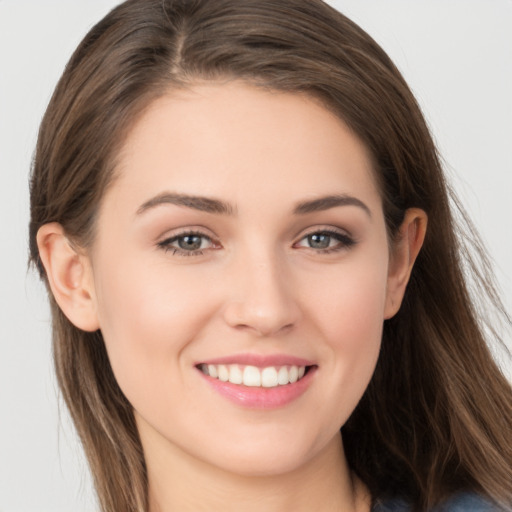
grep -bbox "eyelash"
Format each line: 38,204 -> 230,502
157,228 -> 356,257
157,230 -> 217,257
294,229 -> 356,254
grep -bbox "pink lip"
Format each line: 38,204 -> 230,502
197,364 -> 317,410
197,353 -> 315,368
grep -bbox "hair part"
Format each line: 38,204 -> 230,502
29,1 -> 512,511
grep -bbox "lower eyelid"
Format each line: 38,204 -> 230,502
171,248 -> 205,257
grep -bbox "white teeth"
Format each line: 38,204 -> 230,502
243,366 -> 261,387
228,365 -> 243,385
277,366 -> 289,385
218,365 -> 229,382
200,364 -> 308,388
261,367 -> 278,388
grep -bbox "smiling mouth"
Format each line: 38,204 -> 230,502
197,363 -> 313,388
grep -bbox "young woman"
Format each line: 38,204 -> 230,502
29,0 -> 512,510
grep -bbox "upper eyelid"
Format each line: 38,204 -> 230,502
292,227 -> 357,252
157,227 -> 217,243
157,231 -> 219,256
295,231 -> 354,245
162,235 -> 214,249
293,225 -> 353,241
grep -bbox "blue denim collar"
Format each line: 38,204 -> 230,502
372,492 -> 501,511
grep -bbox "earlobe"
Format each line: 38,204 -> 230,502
37,223 -> 100,332
384,208 -> 427,319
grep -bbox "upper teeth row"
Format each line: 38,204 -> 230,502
200,364 -> 306,388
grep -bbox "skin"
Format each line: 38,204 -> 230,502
38,82 -> 426,512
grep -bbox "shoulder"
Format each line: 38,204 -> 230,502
433,493 -> 508,512
372,493 -> 508,512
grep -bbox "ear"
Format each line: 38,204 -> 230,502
37,223 -> 99,332
384,208 -> 427,319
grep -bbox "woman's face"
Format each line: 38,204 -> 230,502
86,82 -> 397,476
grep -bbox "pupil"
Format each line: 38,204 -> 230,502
179,235 -> 202,250
309,233 -> 330,249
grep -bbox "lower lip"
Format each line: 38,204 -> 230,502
198,367 -> 316,409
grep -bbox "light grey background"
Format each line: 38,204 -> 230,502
1,1 -> 510,511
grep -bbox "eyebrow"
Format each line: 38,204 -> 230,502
136,192 -> 371,217
136,192 -> 236,216
293,195 -> 371,217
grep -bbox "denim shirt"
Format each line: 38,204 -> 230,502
372,493 -> 508,511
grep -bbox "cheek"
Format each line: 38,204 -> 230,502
92,255 -> 217,397
310,253 -> 389,342
305,255 -> 388,421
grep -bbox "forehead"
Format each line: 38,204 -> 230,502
108,81 -> 381,213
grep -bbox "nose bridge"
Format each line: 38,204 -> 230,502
223,241 -> 299,336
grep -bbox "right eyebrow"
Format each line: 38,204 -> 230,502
136,192 -> 236,216
293,194 -> 372,217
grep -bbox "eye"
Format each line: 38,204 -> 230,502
157,231 -> 218,256
295,229 -> 355,253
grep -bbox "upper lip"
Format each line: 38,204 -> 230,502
196,353 -> 315,368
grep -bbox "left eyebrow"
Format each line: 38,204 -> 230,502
293,194 -> 372,217
136,192 -> 236,216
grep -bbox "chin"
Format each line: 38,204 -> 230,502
212,450 -> 314,478
196,429 -> 337,479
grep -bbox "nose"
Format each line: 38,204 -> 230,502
222,249 -> 300,337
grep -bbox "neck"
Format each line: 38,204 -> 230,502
143,432 -> 370,512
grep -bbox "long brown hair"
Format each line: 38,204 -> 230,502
29,1 -> 512,510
